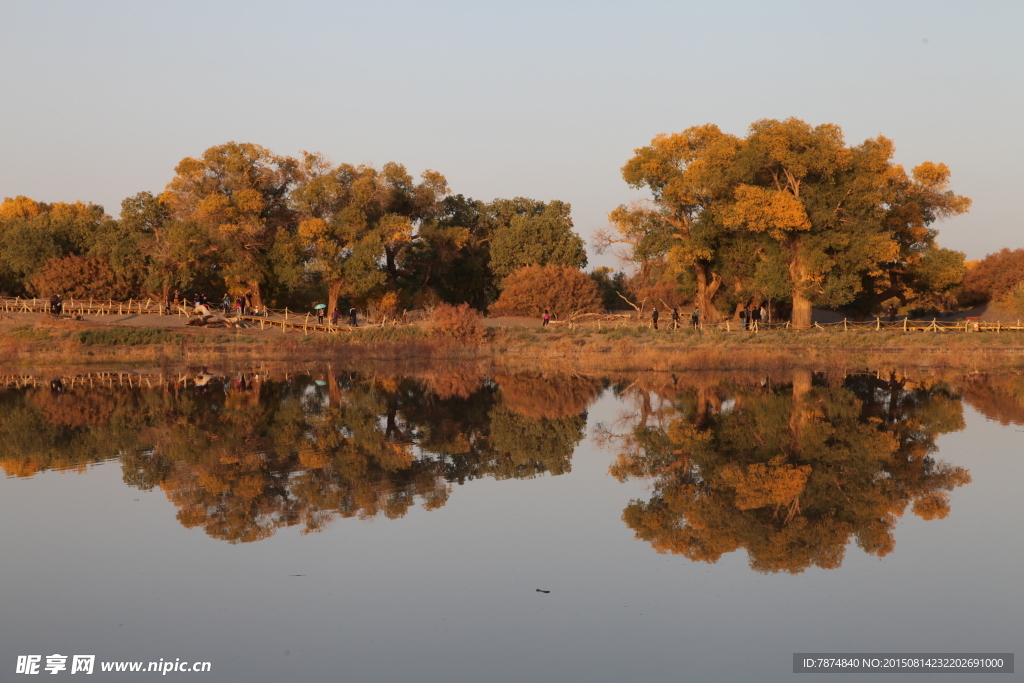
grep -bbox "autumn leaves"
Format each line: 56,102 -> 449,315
608,118 -> 970,326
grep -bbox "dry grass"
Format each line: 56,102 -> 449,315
2,314 -> 1024,372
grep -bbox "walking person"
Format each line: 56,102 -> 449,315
691,308 -> 700,329
740,306 -> 748,330
542,309 -> 550,326
671,308 -> 680,329
651,307 -> 659,330
349,307 -> 358,327
223,294 -> 232,315
316,306 -> 325,325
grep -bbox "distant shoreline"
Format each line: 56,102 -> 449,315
3,310 -> 1024,373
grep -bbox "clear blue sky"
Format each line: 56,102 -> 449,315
1,0 -> 1020,265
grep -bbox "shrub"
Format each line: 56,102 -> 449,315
369,291 -> 401,322
958,248 -> 1024,305
423,303 -> 488,344
1005,281 -> 1024,316
490,264 -> 601,319
29,255 -> 129,300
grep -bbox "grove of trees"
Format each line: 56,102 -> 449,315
0,142 -> 589,316
1,120 -> 986,323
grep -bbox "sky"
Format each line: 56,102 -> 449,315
1,0 -> 1021,266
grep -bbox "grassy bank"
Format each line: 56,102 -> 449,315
3,316 -> 1024,372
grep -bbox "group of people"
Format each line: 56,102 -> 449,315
164,290 -> 264,317
649,307 -> 702,330
48,294 -> 64,316
738,305 -> 768,330
315,306 -> 359,327
225,294 -> 260,317
646,305 -> 768,330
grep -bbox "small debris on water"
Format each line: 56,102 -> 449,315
536,589 -> 550,594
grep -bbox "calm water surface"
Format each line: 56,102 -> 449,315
1,369 -> 1021,682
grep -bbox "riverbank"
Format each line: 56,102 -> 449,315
3,310 -> 1024,372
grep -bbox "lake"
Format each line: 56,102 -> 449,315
1,367 -> 1020,682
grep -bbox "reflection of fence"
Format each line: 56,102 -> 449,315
0,371 -> 214,389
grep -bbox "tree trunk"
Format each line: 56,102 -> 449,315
327,280 -> 343,321
791,291 -> 813,328
694,262 -> 723,322
245,281 -> 265,313
789,248 -> 813,328
384,246 -> 399,283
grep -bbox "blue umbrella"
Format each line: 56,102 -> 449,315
314,304 -> 327,309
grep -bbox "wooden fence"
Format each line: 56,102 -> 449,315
4,297 -> 1023,335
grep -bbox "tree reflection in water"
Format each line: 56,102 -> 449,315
0,368 -> 999,559
606,371 -> 973,573
0,371 -> 602,543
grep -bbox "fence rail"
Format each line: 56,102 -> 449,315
3,297 -> 1022,335
0,297 -> 398,334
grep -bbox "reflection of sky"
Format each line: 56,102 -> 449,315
1,1 -> 1020,264
0,393 -> 1020,683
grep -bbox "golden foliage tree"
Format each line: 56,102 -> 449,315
612,119 -> 970,327
289,153 -> 450,314
161,142 -> 300,309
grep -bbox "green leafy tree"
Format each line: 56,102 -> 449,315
590,267 -> 627,310
724,120 -> 970,327
489,198 -> 586,280
402,194 -> 496,309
